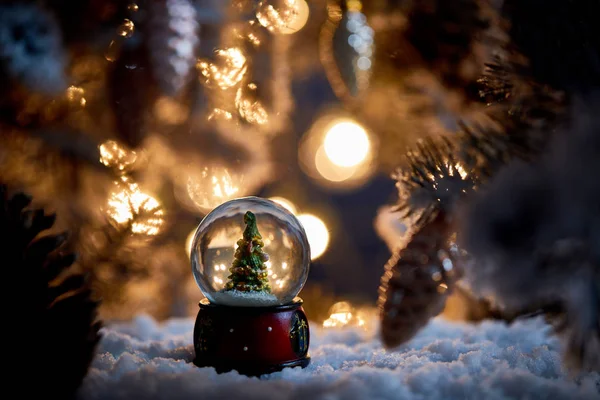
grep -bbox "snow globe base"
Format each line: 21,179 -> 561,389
193,297 -> 310,376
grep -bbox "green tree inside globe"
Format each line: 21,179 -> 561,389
225,211 -> 272,293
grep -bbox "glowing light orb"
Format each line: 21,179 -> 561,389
314,145 -> 358,182
106,180 -> 164,236
186,166 -> 244,212
268,197 -> 297,215
256,0 -> 310,35
99,140 -> 137,171
297,213 -> 329,260
323,120 -> 370,167
197,48 -> 247,90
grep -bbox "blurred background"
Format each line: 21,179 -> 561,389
0,0 -> 453,324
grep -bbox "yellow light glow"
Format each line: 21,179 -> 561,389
297,213 -> 329,260
186,166 -> 243,212
99,140 -> 137,171
256,0 -> 310,35
106,180 -> 164,236
323,301 -> 366,328
314,145 -> 358,182
268,197 -> 297,214
207,108 -> 233,121
118,19 -> 135,38
235,85 -> 268,125
197,48 -> 247,90
66,86 -> 86,107
324,120 -> 370,167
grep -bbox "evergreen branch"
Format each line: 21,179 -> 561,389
393,136 -> 478,228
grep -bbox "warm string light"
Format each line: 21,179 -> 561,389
323,120 -> 370,167
99,140 -> 137,171
235,83 -> 269,125
256,0 -> 310,35
297,214 -> 329,260
322,301 -> 366,328
66,86 -> 86,107
105,11 -> 136,62
99,139 -> 163,236
106,178 -> 164,236
299,115 -> 376,189
267,197 -> 329,260
197,48 -> 248,90
207,108 -> 233,121
186,166 -> 243,212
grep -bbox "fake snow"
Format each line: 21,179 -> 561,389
80,314 -> 600,400
211,289 -> 279,307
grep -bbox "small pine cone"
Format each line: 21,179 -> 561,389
378,211 -> 461,348
147,0 -> 200,97
0,3 -> 67,94
1,184 -> 101,399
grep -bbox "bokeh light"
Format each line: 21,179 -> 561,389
322,301 -> 366,328
99,140 -> 137,171
186,166 -> 244,212
299,113 -> 377,190
297,213 -> 329,260
256,0 -> 310,35
324,120 -> 370,167
197,48 -> 248,90
106,179 -> 164,236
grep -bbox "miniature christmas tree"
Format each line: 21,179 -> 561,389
225,211 -> 272,293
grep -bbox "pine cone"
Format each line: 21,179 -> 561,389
147,0 -> 200,97
1,184 -> 101,399
0,3 -> 67,94
378,211 -> 461,347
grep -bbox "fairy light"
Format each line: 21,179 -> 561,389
323,301 -> 369,328
235,84 -> 269,125
297,214 -> 329,260
256,0 -> 310,35
197,48 -> 248,90
118,19 -> 135,38
106,180 -> 164,236
66,86 -> 86,107
99,140 -> 137,171
207,108 -> 233,121
268,197 -> 297,214
186,166 -> 243,212
323,120 -> 370,167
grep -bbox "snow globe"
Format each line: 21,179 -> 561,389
190,196 -> 311,375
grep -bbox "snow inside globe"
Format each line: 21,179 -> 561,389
191,196 -> 311,307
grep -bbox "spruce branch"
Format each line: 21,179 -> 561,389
393,136 -> 478,229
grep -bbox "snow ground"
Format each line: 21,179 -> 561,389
80,315 -> 600,400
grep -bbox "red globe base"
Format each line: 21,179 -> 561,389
193,297 -> 310,376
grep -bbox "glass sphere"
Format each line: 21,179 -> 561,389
191,196 -> 311,307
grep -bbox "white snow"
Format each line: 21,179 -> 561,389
211,289 -> 279,307
80,315 -> 600,400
